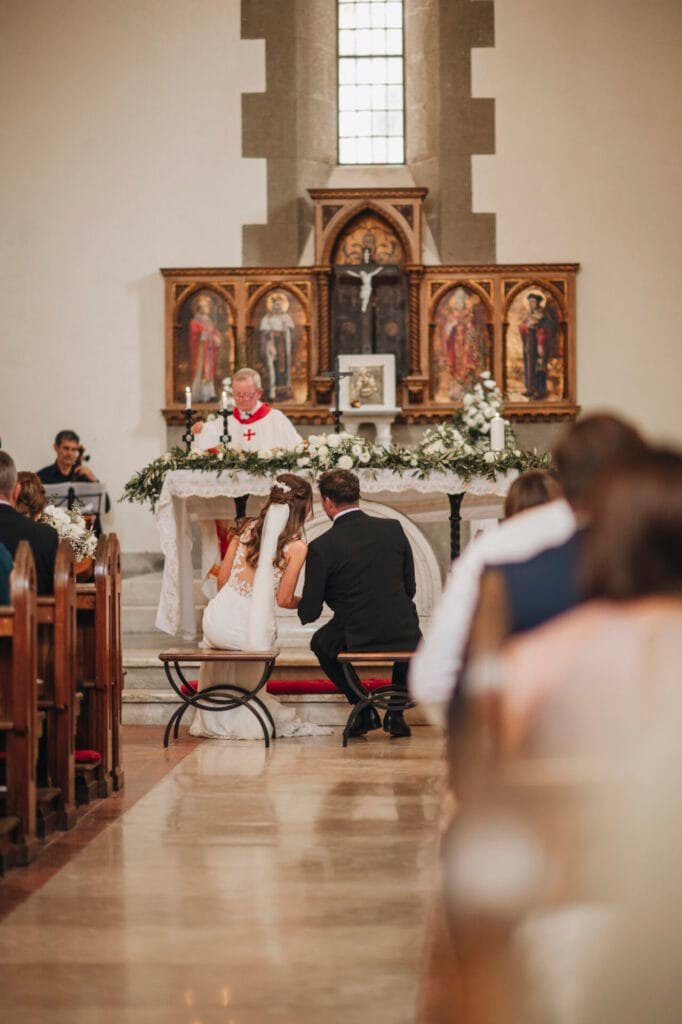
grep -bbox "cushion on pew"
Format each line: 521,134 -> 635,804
75,749 -> 102,764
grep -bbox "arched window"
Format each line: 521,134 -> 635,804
338,0 -> 405,165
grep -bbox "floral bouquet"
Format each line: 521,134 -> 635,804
40,504 -> 98,563
458,371 -> 511,443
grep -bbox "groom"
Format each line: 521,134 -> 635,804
298,470 -> 421,738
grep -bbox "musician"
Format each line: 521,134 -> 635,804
37,430 -> 99,484
37,429 -> 110,524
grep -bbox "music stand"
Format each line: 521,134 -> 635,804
43,482 -> 108,515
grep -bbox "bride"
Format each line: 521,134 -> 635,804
190,473 -> 330,740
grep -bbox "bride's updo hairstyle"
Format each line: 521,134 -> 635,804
241,473 -> 313,570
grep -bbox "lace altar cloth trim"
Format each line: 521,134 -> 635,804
154,469 -> 516,635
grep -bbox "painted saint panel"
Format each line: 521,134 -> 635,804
174,290 -> 234,404
431,285 -> 491,402
249,288 -> 308,404
505,287 -> 565,402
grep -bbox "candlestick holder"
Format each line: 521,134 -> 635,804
220,408 -> 232,446
182,405 -> 194,453
323,357 -> 353,434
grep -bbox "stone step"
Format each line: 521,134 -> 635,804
123,645 -> 397,691
122,688 -> 430,728
123,605 -> 205,634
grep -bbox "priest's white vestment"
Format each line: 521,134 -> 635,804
194,403 -> 302,452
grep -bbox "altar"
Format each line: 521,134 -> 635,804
154,467 -> 517,639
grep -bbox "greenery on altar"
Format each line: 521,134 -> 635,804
122,373 -> 550,511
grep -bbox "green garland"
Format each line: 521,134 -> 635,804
122,423 -> 550,512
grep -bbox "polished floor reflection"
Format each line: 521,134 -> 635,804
0,729 -> 444,1023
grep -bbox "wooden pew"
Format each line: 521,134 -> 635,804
0,542 -> 39,869
75,535 -> 112,801
36,540 -> 78,832
72,532 -> 124,802
108,534 -> 124,792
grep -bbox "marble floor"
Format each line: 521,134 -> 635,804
0,727 -> 445,1024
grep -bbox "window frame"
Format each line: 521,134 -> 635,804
336,0 -> 406,167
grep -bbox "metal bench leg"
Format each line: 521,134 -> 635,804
342,701 -> 370,748
173,701 -> 192,739
251,695 -> 276,740
163,705 -> 184,749
196,683 -> 272,748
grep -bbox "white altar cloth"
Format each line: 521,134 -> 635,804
154,468 -> 517,636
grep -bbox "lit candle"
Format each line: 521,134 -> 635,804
221,389 -> 228,411
185,386 -> 192,410
490,415 -> 505,451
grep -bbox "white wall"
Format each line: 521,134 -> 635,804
4,0 -> 681,555
473,0 -> 682,444
0,0 -> 266,552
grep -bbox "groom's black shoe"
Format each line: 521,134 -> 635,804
383,710 -> 412,738
347,705 -> 382,738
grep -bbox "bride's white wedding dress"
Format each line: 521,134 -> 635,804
189,506 -> 330,740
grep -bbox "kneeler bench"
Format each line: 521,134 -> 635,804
337,652 -> 416,748
158,648 -> 278,748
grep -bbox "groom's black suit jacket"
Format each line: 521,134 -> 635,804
298,509 -> 421,651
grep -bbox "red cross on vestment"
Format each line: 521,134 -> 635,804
243,428 -> 256,441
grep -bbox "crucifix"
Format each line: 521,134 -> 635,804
322,355 -> 353,433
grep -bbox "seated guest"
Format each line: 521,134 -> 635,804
0,541 -> 12,605
16,471 -> 48,521
499,446 -> 682,756
409,469 -> 575,722
37,429 -> 100,484
503,469 -> 562,519
410,413 -> 648,724
0,451 -> 58,595
491,413 -> 649,636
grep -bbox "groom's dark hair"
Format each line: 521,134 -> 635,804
318,469 -> 360,506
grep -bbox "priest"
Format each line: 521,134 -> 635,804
192,367 -> 302,599
192,366 -> 302,452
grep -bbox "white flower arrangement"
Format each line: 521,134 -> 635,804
40,504 -> 97,563
459,371 -> 508,440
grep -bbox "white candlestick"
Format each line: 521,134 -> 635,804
221,390 -> 228,410
490,416 -> 505,451
185,387 -> 192,410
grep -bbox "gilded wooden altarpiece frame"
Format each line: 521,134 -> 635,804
162,188 -> 578,425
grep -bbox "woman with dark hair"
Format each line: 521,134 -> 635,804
190,473 -> 329,739
503,469 -> 562,519
498,447 -> 682,755
15,471 -> 48,520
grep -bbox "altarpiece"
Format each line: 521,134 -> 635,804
161,188 -> 579,427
